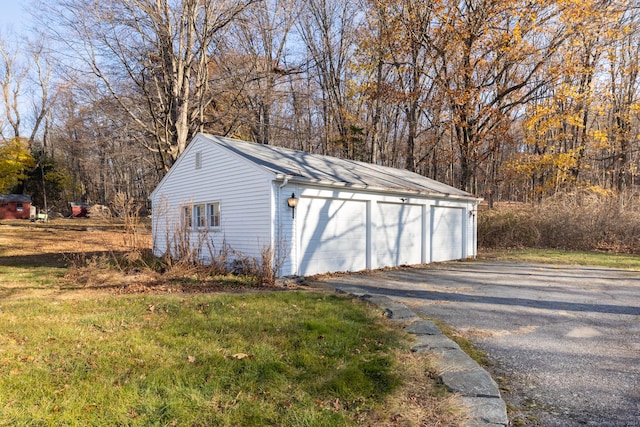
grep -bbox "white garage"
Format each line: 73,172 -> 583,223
297,197 -> 367,276
150,133 -> 482,277
431,206 -> 464,262
375,202 -> 423,268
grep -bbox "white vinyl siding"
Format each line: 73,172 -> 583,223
467,207 -> 477,258
151,135 -> 273,261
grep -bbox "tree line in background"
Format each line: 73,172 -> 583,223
1,0 -> 639,212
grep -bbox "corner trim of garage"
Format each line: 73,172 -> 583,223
335,286 -> 509,427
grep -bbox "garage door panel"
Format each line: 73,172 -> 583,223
431,207 -> 463,262
298,197 -> 367,276
376,203 -> 422,267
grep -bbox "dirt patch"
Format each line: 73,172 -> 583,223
64,268 -> 290,296
462,326 -> 538,339
0,219 -> 150,268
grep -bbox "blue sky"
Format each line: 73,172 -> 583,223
0,0 -> 30,32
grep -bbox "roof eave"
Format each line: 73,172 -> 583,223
275,174 -> 482,202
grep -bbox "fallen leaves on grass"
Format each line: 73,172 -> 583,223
357,351 -> 467,427
231,353 -> 252,360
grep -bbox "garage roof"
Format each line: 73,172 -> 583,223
202,133 -> 476,199
0,194 -> 31,203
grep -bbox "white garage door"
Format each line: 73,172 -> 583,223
431,206 -> 464,262
375,203 -> 423,268
297,197 -> 367,276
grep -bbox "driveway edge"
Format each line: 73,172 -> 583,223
335,286 -> 508,427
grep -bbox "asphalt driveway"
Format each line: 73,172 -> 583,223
316,261 -> 640,426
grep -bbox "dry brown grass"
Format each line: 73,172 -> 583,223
0,218 -> 150,267
479,190 -> 640,253
0,218 -> 153,299
361,351 -> 466,427
0,219 -> 293,295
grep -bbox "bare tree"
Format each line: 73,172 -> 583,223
602,6 -> 640,191
209,0 -> 302,145
40,0 -> 259,172
0,35 -> 28,140
297,0 -> 363,158
0,32 -> 61,149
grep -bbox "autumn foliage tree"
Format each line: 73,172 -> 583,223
1,0 -> 636,210
0,138 -> 35,193
501,0 -> 640,199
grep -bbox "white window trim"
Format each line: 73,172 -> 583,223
194,204 -> 206,228
182,202 -> 221,231
207,202 -> 221,230
182,205 -> 193,228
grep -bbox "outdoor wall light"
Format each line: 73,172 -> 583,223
287,193 -> 298,218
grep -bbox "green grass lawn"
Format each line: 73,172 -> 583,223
0,291 -> 415,426
0,221 -> 466,426
479,248 -> 640,270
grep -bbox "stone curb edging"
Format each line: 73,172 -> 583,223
335,286 -> 508,427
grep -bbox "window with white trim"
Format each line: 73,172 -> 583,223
194,204 -> 206,228
182,205 -> 192,228
207,202 -> 220,228
182,202 -> 221,230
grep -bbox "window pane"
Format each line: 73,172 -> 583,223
183,206 -> 192,228
208,203 -> 220,227
195,204 -> 205,227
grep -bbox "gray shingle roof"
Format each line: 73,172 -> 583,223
201,133 -> 476,199
0,194 -> 31,203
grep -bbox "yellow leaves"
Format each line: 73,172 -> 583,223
503,150 -> 580,197
523,104 -> 557,136
553,151 -> 579,171
565,114 -> 584,128
512,21 -> 522,44
507,151 -> 577,176
0,138 -> 35,193
585,185 -> 612,197
591,129 -> 610,150
231,353 -> 252,360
